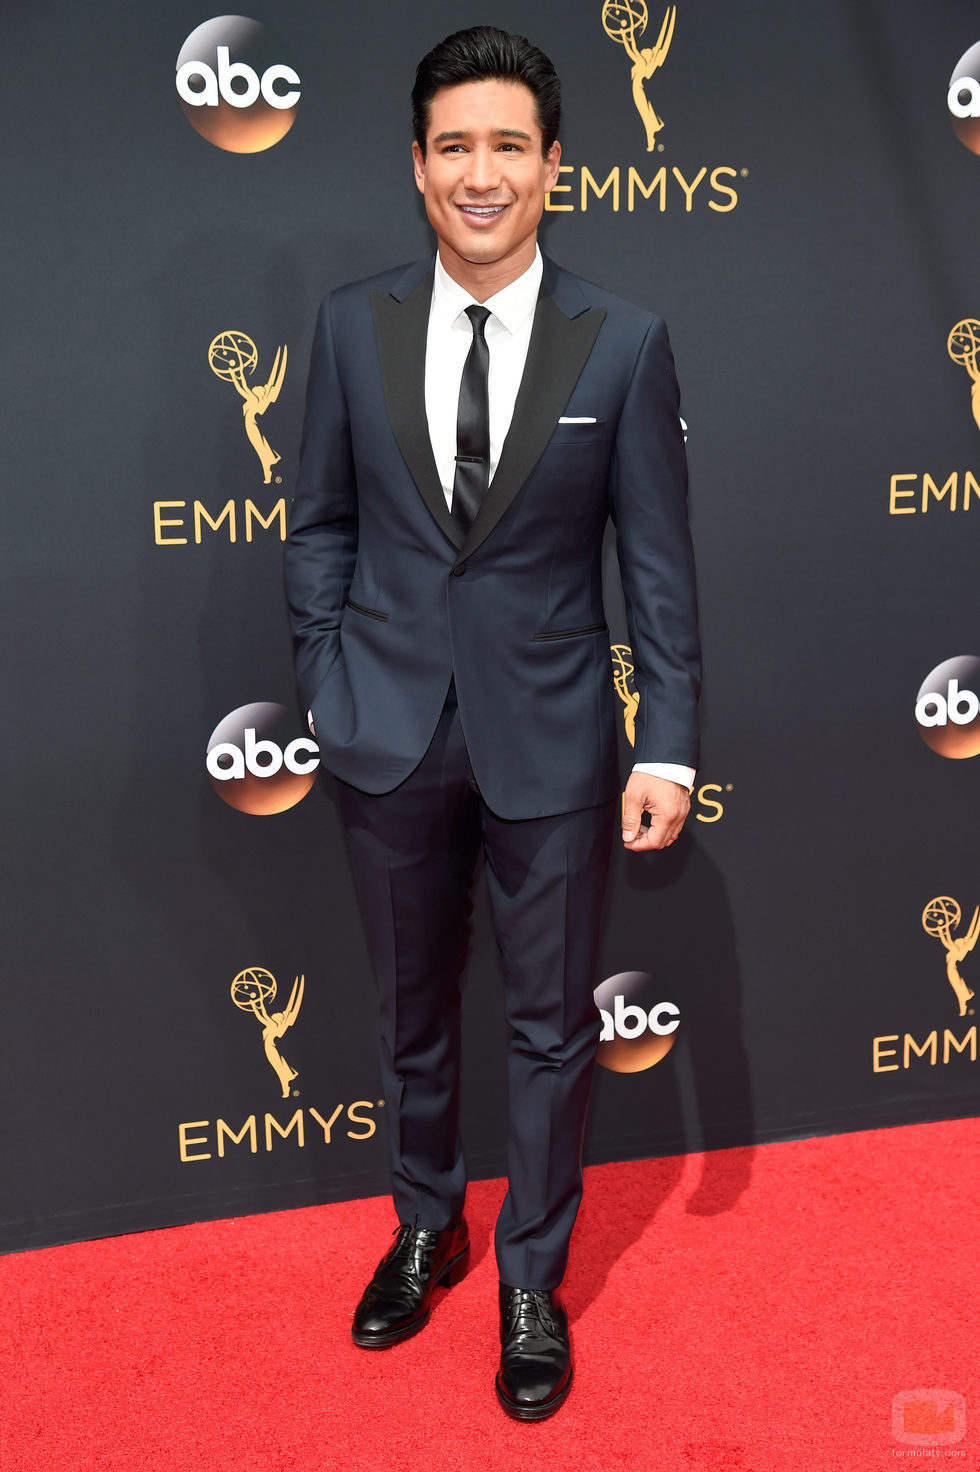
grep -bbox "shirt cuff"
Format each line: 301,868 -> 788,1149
631,762 -> 696,792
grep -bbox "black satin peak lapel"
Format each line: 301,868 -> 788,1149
371,272 -> 462,550
454,292 -> 606,567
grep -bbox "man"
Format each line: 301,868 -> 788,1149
284,25 -> 700,1420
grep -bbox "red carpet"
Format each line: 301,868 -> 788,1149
2,1118 -> 978,1471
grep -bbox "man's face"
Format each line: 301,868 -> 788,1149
412,79 -> 561,286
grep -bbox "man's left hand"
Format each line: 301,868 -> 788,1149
621,772 -> 690,852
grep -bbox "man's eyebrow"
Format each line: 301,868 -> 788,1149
431,127 -> 534,143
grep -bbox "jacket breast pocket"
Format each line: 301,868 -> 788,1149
547,417 -> 607,446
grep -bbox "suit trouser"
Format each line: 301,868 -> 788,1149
334,687 -> 616,1290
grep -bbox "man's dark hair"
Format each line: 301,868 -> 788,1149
412,25 -> 561,155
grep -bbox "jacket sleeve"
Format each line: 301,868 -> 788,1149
608,315 -> 701,769
283,292 -> 358,712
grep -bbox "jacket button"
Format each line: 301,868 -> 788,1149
452,563 -> 467,577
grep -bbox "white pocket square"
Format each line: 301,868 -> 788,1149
558,416 -> 597,424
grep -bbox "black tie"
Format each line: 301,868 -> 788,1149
451,304 -> 492,535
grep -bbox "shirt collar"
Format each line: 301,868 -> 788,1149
431,246 -> 542,336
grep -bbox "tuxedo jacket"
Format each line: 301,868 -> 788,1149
284,254 -> 700,821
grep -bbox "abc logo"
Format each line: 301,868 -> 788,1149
948,42 -> 980,155
914,656 -> 980,760
207,702 -> 319,814
594,972 -> 679,1074
176,16 -> 300,153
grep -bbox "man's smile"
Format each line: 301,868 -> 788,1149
457,203 -> 508,220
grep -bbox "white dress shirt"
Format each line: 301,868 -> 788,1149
423,249 -> 695,795
426,248 -> 541,504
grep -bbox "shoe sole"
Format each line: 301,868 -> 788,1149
494,1366 -> 573,1421
351,1242 -> 470,1349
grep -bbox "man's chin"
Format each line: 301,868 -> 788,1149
454,224 -> 509,255
444,234 -> 532,268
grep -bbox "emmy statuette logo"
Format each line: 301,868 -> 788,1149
947,319 -> 980,432
922,897 -> 978,1019
177,967 -> 380,1164
546,4 -> 742,215
209,330 -> 287,484
611,644 -> 639,746
871,894 -> 979,1076
602,2 -> 675,152
231,967 -> 305,1097
610,643 -> 733,823
885,323 -> 980,516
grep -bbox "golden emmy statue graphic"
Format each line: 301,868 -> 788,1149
231,966 -> 304,1097
947,319 -> 980,432
922,896 -> 978,1018
601,1 -> 676,152
209,330 -> 287,483
611,644 -> 639,746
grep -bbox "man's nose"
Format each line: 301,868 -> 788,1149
463,147 -> 501,192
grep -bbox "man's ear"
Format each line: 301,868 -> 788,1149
544,139 -> 561,193
412,140 -> 426,195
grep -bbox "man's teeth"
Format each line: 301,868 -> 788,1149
461,206 -> 504,214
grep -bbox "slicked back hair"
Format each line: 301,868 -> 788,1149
412,25 -> 561,156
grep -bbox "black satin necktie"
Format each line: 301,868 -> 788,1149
451,304 -> 492,535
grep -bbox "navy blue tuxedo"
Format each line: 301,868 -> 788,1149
285,255 -> 699,820
285,254 -> 700,1288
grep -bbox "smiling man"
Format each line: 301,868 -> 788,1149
284,26 -> 700,1420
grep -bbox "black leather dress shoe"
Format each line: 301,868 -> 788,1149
351,1220 -> 469,1348
495,1284 -> 572,1420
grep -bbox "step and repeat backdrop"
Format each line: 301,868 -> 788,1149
3,0 -> 980,1251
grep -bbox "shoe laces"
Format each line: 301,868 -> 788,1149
385,1224 -> 440,1280
504,1288 -> 561,1338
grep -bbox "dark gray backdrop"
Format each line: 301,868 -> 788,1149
3,0 -> 979,1251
